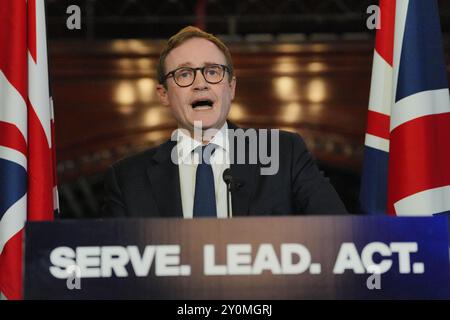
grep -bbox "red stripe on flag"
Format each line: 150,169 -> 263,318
366,110 -> 390,140
27,98 -> 54,221
28,0 -> 37,64
387,113 -> 450,215
0,0 -> 27,101
375,0 -> 396,66
0,230 -> 23,300
0,122 -> 27,156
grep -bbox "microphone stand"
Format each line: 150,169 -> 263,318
223,169 -> 233,218
226,181 -> 231,219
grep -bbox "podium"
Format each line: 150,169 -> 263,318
24,216 -> 450,299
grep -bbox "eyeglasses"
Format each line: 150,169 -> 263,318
164,64 -> 230,87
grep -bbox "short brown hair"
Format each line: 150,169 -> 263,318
157,26 -> 234,86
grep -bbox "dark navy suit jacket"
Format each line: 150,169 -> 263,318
102,122 -> 348,217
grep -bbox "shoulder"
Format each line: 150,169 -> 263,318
112,148 -> 154,170
110,139 -> 173,174
229,122 -> 302,140
240,126 -> 307,149
227,122 -> 308,151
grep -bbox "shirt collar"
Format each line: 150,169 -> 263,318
176,122 -> 229,164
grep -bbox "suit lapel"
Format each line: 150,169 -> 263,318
228,121 -> 257,216
230,162 -> 256,216
146,140 -> 183,218
145,122 -> 257,218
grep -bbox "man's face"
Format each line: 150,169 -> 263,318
156,37 -> 236,133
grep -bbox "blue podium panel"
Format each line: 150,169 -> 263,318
24,216 -> 450,299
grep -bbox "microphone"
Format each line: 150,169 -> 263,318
222,168 -> 233,218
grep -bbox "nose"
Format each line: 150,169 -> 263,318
192,69 -> 209,90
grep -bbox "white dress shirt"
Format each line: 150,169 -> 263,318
176,122 -> 232,219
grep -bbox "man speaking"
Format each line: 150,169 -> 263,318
102,26 -> 347,218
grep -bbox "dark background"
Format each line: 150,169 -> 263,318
44,0 -> 450,218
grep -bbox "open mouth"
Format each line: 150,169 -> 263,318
191,99 -> 214,110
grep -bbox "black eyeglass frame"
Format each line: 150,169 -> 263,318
164,64 -> 231,87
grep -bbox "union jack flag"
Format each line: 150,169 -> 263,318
360,0 -> 450,216
0,0 -> 57,299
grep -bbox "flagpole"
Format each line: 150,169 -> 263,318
43,0 -> 60,218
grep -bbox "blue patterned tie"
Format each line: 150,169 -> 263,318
193,144 -> 217,217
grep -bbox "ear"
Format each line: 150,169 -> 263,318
229,76 -> 236,100
156,84 -> 170,106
